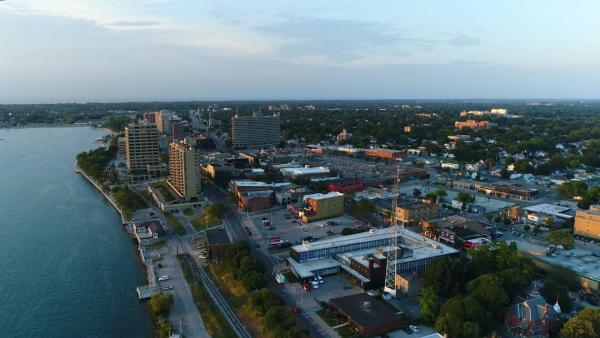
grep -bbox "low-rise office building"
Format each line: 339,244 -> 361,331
329,293 -> 405,336
299,191 -> 344,222
454,120 -> 490,130
373,198 -> 438,227
421,215 -> 491,248
239,190 -> 273,212
574,205 -> 600,240
287,228 -> 458,290
280,166 -> 330,179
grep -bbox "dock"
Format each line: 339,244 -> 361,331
136,285 -> 159,300
137,246 -> 160,300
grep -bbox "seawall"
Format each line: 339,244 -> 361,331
75,165 -> 128,225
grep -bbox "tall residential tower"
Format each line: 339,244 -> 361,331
125,123 -> 160,172
168,141 -> 201,201
231,113 -> 281,149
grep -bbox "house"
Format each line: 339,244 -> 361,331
505,285 -> 559,338
206,228 -> 231,260
441,162 -> 460,170
133,220 -> 166,245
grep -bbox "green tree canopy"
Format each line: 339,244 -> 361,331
561,308 -> 600,338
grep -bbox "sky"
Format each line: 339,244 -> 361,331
1,0 -> 600,103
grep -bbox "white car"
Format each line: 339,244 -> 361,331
311,281 -> 319,289
409,325 -> 419,333
199,253 -> 208,259
158,275 -> 169,282
316,276 -> 324,284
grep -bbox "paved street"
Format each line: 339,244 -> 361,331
156,247 -> 208,338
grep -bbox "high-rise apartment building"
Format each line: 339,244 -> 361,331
142,112 -> 157,125
155,110 -> 174,134
125,123 -> 160,171
171,120 -> 184,141
168,141 -> 201,201
231,113 -> 281,149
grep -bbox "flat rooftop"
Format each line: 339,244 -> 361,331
281,167 -> 330,175
292,227 -> 457,258
231,180 -> 270,187
510,239 -> 600,283
303,191 -> 344,201
524,204 -> 572,218
329,293 -> 404,334
206,228 -> 231,245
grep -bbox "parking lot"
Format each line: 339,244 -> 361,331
243,208 -> 360,249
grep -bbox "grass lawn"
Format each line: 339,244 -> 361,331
145,240 -> 168,250
316,309 -> 342,327
337,324 -> 360,338
183,208 -> 196,216
177,256 -> 237,338
191,214 -> 222,232
165,213 -> 187,236
153,181 -> 177,203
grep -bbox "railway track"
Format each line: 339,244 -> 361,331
182,252 -> 252,338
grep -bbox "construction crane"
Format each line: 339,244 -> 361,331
384,160 -> 402,296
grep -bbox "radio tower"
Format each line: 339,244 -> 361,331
384,160 -> 401,296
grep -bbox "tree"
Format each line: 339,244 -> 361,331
435,296 -> 490,338
149,293 -> 174,318
419,286 -> 440,324
557,181 -> 589,199
435,189 -> 447,199
423,257 -> 467,298
561,308 -> 600,338
413,188 -> 422,198
524,224 -> 531,232
547,230 -> 575,249
425,193 -> 438,203
467,274 -> 509,319
457,192 -> 474,205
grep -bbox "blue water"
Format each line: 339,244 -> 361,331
0,127 -> 152,338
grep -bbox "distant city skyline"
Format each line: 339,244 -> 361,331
2,1 -> 600,103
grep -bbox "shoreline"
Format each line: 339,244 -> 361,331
75,165 -> 128,225
75,165 -> 156,287
1,123 -> 103,130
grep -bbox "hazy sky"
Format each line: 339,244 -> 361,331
1,1 -> 600,103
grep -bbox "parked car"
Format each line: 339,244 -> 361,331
158,275 -> 169,282
316,276 -> 324,284
409,325 -> 419,333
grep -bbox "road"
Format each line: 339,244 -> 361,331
203,184 -> 328,338
158,250 -> 208,338
137,190 -> 251,338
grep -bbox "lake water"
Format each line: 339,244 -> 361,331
0,127 -> 152,338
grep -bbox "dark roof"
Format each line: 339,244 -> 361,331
507,297 -> 558,322
329,293 -> 404,335
443,225 -> 479,239
206,228 -> 231,245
